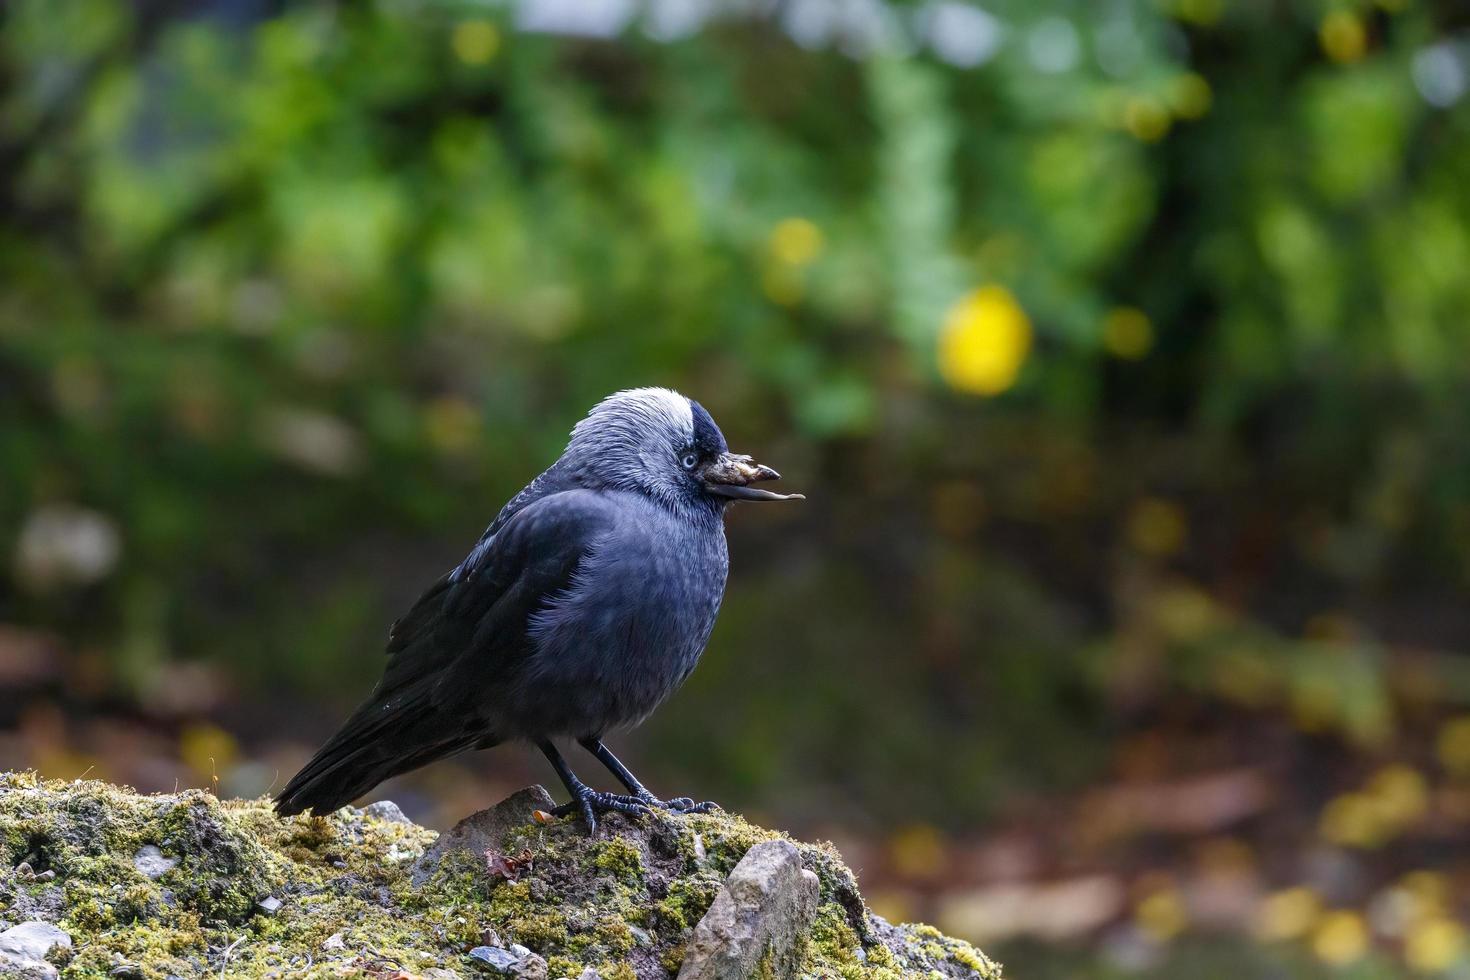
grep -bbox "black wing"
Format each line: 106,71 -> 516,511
274,489 -> 617,815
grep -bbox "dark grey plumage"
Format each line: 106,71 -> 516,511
274,388 -> 800,830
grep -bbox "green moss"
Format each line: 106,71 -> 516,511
660,940 -> 688,973
809,904 -> 862,967
655,874 -> 720,932
0,773 -> 999,980
588,834 -> 644,882
953,945 -> 996,973
547,953 -> 583,977
509,910 -> 571,949
599,961 -> 638,980
592,914 -> 636,954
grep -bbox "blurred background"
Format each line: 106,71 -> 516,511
4,0 -> 1470,975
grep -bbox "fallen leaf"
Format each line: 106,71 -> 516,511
485,847 -> 534,882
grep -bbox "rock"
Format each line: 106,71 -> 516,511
0,921 -> 72,979
0,773 -> 999,979
676,839 -> 819,980
256,895 -> 283,915
412,786 -> 557,887
132,844 -> 178,879
467,943 -> 548,979
362,800 -> 413,824
469,946 -> 519,969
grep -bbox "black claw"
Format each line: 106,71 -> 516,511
554,787 -> 652,834
633,793 -> 718,814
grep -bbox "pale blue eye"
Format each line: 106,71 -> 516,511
681,453 -> 698,470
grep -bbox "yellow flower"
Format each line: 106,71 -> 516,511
1436,716 -> 1470,777
1320,11 -> 1367,64
180,723 -> 239,780
452,20 -> 500,66
1136,888 -> 1188,941
1405,917 -> 1466,973
1367,765 -> 1430,827
938,286 -> 1032,396
1320,792 -> 1388,848
1312,911 -> 1369,966
1255,887 -> 1321,942
1102,307 -> 1154,359
1124,97 -> 1171,142
768,218 -> 824,267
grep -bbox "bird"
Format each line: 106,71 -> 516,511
274,387 -> 802,833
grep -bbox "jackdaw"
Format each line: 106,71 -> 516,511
274,387 -> 802,832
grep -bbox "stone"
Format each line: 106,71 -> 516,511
0,921 -> 73,979
0,775 -> 999,979
676,839 -> 819,980
131,844 -> 177,880
256,895 -> 283,915
469,947 -> 518,970
362,800 -> 413,824
412,786 -> 557,887
466,943 -> 548,979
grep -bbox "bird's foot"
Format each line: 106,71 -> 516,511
551,786 -> 651,836
623,789 -> 721,814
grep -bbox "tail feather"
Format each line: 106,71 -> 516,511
274,692 -> 480,816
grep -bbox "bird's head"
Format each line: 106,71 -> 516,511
564,388 -> 803,511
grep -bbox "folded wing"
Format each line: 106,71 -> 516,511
273,490 -> 617,816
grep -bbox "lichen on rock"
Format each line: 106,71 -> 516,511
0,772 -> 1002,979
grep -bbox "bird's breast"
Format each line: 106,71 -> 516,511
517,510 -> 728,736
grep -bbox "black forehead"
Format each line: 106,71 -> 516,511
688,400 -> 728,456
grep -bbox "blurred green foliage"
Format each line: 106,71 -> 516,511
3,0 -> 1470,829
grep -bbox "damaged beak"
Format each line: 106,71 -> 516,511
702,453 -> 805,502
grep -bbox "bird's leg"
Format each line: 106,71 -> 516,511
537,739 -> 650,835
578,737 -> 719,814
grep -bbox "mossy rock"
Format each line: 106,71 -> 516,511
0,772 -> 1001,979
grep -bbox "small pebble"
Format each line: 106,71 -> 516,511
132,844 -> 178,880
0,920 -> 72,978
362,800 -> 413,825
256,896 -> 283,915
468,946 -> 519,970
466,944 -> 547,978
